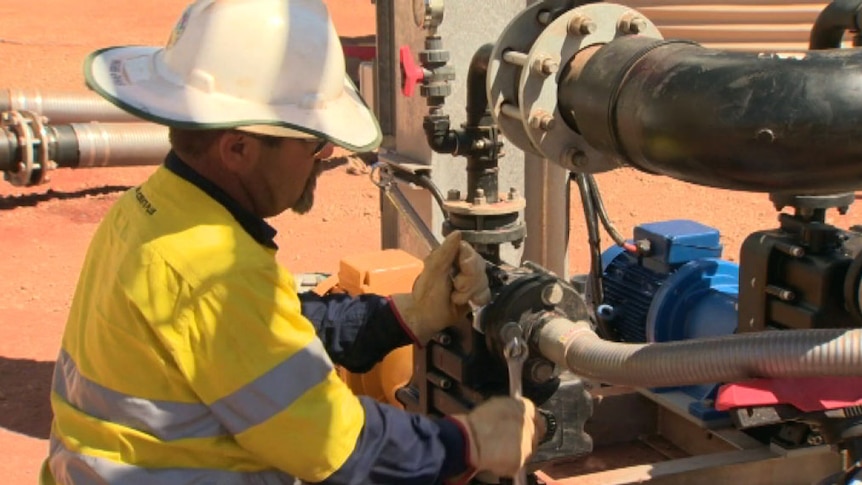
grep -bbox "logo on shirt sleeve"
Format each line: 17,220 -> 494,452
135,186 -> 158,216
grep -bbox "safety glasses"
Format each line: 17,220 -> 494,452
310,138 -> 329,156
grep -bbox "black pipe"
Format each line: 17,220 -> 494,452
464,43 -> 499,203
465,44 -> 495,127
559,36 -> 862,193
52,125 -> 82,167
0,125 -> 78,173
810,0 -> 862,49
422,43 -> 500,202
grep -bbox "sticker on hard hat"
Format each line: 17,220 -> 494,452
109,59 -> 126,87
109,57 -> 151,87
166,5 -> 192,49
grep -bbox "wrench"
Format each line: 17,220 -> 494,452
503,329 -> 530,485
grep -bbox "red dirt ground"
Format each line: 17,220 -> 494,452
0,2 -> 858,484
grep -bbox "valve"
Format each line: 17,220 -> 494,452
399,45 -> 426,97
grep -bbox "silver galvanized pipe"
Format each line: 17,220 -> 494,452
70,122 -> 169,168
1,89 -> 139,124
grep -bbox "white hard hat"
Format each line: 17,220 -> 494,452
84,0 -> 381,152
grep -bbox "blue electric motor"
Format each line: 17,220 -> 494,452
600,220 -> 740,344
600,220 -> 740,419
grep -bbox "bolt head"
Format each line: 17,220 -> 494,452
629,17 -> 647,33
529,112 -> 555,131
529,360 -> 555,383
537,10 -> 552,26
567,15 -> 596,36
563,148 -> 588,169
542,59 -> 559,75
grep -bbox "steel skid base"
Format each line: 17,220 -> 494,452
527,386 -> 842,485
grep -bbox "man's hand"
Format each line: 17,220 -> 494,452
391,231 -> 490,344
448,396 -> 541,480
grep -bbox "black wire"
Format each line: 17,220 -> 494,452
417,174 -> 448,216
586,174 -> 629,248
573,173 -> 614,340
389,169 -> 449,217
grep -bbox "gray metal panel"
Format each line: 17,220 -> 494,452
384,0 -> 529,265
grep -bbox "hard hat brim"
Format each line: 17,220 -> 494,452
84,46 -> 382,153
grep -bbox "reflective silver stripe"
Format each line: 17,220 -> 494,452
53,350 -> 227,441
210,338 -> 334,434
48,436 -> 298,485
54,337 -> 333,440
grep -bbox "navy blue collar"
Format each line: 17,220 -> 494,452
164,151 -> 278,249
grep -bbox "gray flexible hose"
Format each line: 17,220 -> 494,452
2,89 -> 139,124
71,123 -> 169,168
537,318 -> 862,387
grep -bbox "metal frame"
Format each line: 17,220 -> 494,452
535,386 -> 843,484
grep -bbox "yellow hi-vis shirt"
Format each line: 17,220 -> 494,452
42,165 -> 365,484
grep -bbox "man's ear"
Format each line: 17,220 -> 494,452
216,131 -> 257,173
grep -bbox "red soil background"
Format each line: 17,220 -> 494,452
0,1 -> 857,484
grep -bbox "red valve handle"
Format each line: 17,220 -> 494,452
399,45 -> 425,97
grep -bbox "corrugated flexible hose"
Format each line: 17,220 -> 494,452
537,318 -> 862,387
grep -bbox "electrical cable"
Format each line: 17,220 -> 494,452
572,173 -> 615,340
586,174 -> 638,254
417,173 -> 448,216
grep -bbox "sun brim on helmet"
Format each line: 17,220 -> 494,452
83,45 -> 382,153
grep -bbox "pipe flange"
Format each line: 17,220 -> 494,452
518,3 -> 662,173
445,223 -> 527,246
769,192 -> 856,212
488,1 -> 557,158
442,197 -> 526,216
2,110 -> 35,187
28,112 -> 54,185
1,110 -> 56,186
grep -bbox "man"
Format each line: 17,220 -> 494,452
41,0 -> 541,484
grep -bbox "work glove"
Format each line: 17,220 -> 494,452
447,396 -> 542,481
390,231 -> 491,345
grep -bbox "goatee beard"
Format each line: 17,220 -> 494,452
291,162 -> 323,214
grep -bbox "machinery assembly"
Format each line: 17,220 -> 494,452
6,0 -> 862,483
374,0 -> 862,483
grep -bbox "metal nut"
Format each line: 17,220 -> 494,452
629,17 -> 647,33
473,188 -> 486,205
529,111 -> 556,131
533,57 -> 559,76
618,13 -> 647,35
568,15 -> 596,36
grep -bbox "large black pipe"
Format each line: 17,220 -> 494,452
810,0 -> 862,49
559,36 -> 862,193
